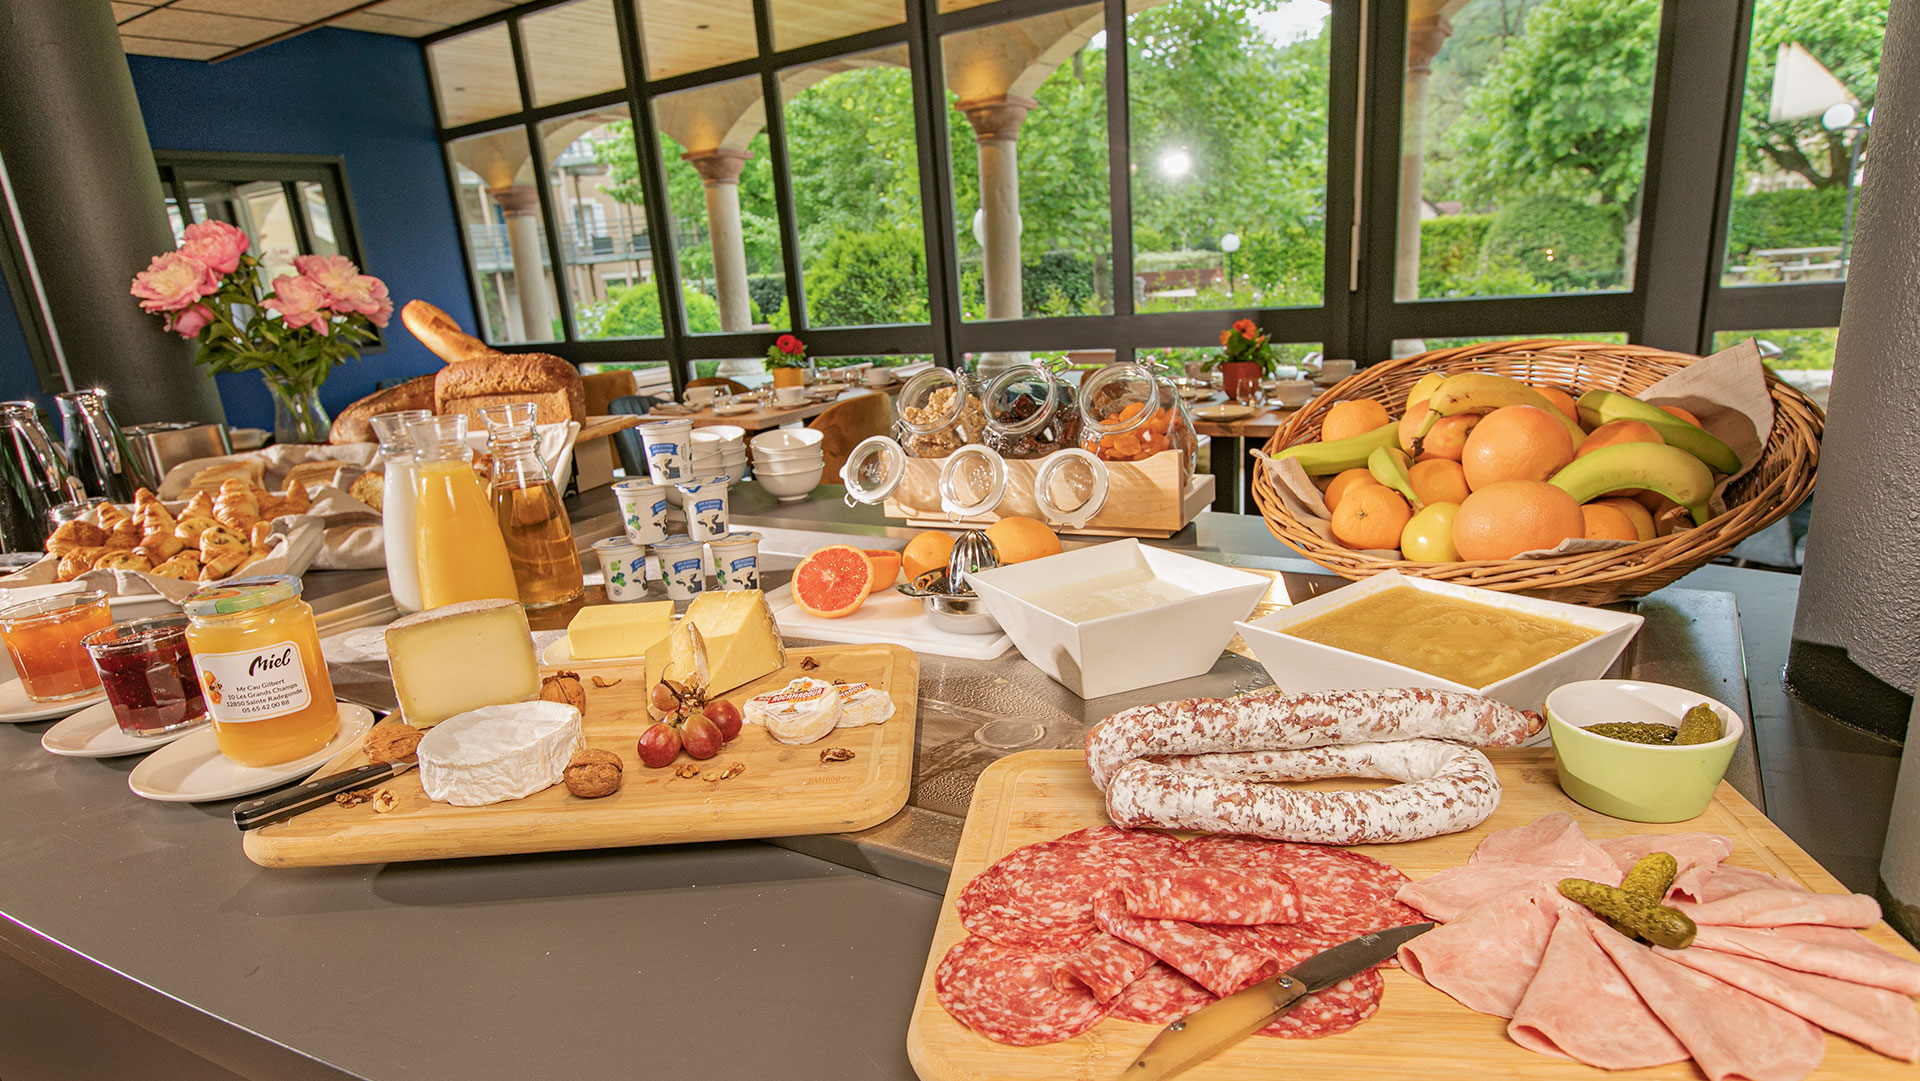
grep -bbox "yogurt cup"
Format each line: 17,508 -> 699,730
708,531 -> 762,591
654,535 -> 706,601
676,475 -> 731,542
637,418 -> 694,487
611,479 -> 669,544
592,536 -> 650,602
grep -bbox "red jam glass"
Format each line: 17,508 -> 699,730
82,616 -> 209,738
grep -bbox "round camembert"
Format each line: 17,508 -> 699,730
416,700 -> 585,806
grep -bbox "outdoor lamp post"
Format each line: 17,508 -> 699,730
1220,232 -> 1241,301
1822,102 -> 1870,269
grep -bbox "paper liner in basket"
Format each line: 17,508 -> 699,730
1257,338 -> 1776,561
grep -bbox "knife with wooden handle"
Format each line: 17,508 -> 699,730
232,760 -> 413,831
1119,921 -> 1434,1081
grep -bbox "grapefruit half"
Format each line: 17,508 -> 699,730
863,549 -> 902,593
793,545 -> 874,618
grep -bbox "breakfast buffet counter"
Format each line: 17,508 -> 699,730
0,487 -> 1807,1081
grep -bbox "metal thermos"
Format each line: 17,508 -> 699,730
0,401 -> 82,552
56,389 -> 155,503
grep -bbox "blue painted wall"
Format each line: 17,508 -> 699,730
118,28 -> 473,430
0,276 -> 47,406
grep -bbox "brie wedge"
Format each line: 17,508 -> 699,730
416,700 -> 584,806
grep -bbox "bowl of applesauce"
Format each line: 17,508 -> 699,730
1235,570 -> 1642,725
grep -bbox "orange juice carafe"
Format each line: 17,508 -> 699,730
182,575 -> 339,767
406,414 -> 521,609
479,403 -> 583,609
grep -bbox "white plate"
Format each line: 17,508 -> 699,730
127,704 -> 376,803
540,636 -> 646,666
0,678 -> 107,723
41,700 -> 205,758
713,403 -> 758,416
1178,387 -> 1214,402
1194,403 -> 1257,421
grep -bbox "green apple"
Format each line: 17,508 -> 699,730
1401,501 -> 1461,563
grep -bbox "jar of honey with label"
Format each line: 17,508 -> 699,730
181,575 -> 339,767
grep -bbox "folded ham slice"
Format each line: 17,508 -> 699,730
1508,917 -> 1690,1068
1694,924 -> 1920,996
1397,861 -> 1606,923
1679,888 -> 1881,929
1659,945 -> 1920,1062
1397,883 -> 1557,1018
1596,832 -> 1735,899
1688,863 -> 1808,903
1467,812 -> 1621,881
1592,923 -> 1827,1081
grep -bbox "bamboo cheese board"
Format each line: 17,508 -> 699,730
906,748 -> 1920,1081
243,643 -> 917,867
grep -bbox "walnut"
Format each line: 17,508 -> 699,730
819,747 -> 856,764
799,656 -> 820,671
564,748 -> 623,798
590,675 -> 622,688
371,790 -> 397,814
334,788 -> 377,808
363,720 -> 423,764
540,671 -> 587,713
702,761 -> 746,782
673,763 -> 701,779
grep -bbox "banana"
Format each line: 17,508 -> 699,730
1367,446 -> 1421,507
1549,443 -> 1715,526
1271,420 -> 1401,476
1575,390 -> 1741,474
1405,372 -> 1447,412
1414,372 -> 1587,450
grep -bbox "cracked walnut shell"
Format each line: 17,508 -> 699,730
563,748 -> 623,798
540,671 -> 587,713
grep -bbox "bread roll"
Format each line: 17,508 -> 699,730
328,374 -> 436,444
433,352 -> 584,429
401,300 -> 496,365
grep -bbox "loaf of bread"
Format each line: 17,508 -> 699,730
401,300 -> 495,365
328,374 -> 436,444
433,352 -> 585,428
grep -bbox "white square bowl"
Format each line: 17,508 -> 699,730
968,539 -> 1272,700
1234,570 -> 1642,722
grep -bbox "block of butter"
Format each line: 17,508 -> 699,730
568,601 -> 673,661
386,599 -> 539,727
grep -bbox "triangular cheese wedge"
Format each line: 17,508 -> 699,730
681,590 -> 786,697
645,620 -> 709,720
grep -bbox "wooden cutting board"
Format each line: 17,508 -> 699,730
243,643 -> 917,867
906,749 -> 1920,1081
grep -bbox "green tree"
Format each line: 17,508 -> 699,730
806,225 -> 929,327
1742,0 -> 1888,189
579,279 -> 722,338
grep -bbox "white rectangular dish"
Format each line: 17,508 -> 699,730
967,539 -> 1270,699
1234,570 -> 1642,727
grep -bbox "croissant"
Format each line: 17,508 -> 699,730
57,547 -> 106,582
104,520 -> 141,550
138,533 -> 184,564
248,521 -> 275,549
184,491 -> 215,518
46,520 -> 108,558
200,549 -> 247,581
278,481 -> 311,514
214,501 -> 258,533
95,503 -> 130,531
217,478 -> 259,511
92,549 -> 152,573
142,500 -> 176,533
198,525 -> 248,557
174,516 -> 221,545
149,555 -> 200,581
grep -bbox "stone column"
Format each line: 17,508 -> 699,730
683,149 -> 754,334
959,96 -> 1034,322
0,0 -> 224,423
1788,0 -> 1920,743
1394,16 -> 1452,304
489,186 -> 553,343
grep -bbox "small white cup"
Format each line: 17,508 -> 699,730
685,386 -> 723,408
1315,359 -> 1356,384
774,385 -> 807,407
1269,379 -> 1314,407
592,536 -> 650,601
654,536 -> 705,601
708,531 -> 762,591
675,475 -> 731,542
865,368 -> 891,386
611,479 -> 669,544
637,418 -> 694,486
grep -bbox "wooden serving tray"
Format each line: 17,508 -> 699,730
906,749 -> 1920,1081
243,643 -> 917,867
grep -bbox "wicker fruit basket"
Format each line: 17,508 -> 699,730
1251,338 -> 1824,605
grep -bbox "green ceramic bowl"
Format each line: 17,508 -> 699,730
1545,679 -> 1744,823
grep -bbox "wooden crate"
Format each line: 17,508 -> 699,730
882,449 -> 1213,538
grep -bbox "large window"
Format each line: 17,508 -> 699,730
155,152 -> 370,307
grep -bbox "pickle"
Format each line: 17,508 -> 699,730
1558,878 -> 1697,949
1620,852 -> 1678,903
1674,704 -> 1722,745
1583,722 -> 1677,745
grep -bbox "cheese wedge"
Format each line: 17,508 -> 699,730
386,599 -> 539,727
680,589 -> 786,694
567,601 -> 672,660
645,620 -> 710,719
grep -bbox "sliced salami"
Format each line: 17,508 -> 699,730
1052,931 -> 1159,1003
1095,886 -> 1280,997
1110,963 -> 1216,1025
957,829 -> 1189,950
1187,837 -> 1420,941
1245,925 -> 1386,1039
1120,866 -> 1303,926
934,937 -> 1110,1045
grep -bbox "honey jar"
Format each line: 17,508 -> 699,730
182,575 -> 339,767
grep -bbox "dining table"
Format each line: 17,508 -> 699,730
644,384 -> 890,433
1186,393 -> 1305,513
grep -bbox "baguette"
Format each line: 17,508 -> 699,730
328,373 -> 436,444
401,300 -> 496,365
433,351 -> 584,428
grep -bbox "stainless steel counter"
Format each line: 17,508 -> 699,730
0,481 -> 1803,1081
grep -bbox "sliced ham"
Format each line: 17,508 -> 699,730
1658,945 -> 1920,1062
1508,916 -> 1690,1068
1396,862 -> 1599,922
1052,930 -> 1158,1003
1687,863 -> 1808,903
1093,887 -> 1279,998
1467,812 -> 1620,881
1592,922 -> 1826,1081
1397,883 -> 1557,1018
1596,832 -> 1734,899
1678,888 -> 1881,929
1120,866 -> 1302,926
1693,924 -> 1920,996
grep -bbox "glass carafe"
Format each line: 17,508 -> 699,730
480,403 -> 583,609
406,415 -> 520,609
368,409 -> 431,613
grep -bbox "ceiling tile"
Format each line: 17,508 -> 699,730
117,8 -> 299,47
332,11 -> 448,36
112,3 -> 153,23
119,34 -> 228,60
370,0 -> 514,22
172,0 -> 366,22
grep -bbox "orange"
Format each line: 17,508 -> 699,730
1582,503 -> 1640,542
1452,480 -> 1586,561
1594,497 -> 1656,541
1330,484 -> 1411,550
1323,467 -> 1378,512
791,545 -> 873,618
1398,401 -> 1479,461
862,549 -> 902,593
901,530 -> 957,580
1660,404 -> 1703,427
1408,458 -> 1470,506
1532,385 -> 1580,423
1321,399 -> 1391,443
1577,419 -> 1665,458
1460,405 -> 1575,490
985,516 -> 1063,564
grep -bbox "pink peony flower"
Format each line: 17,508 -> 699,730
130,251 -> 219,314
294,254 -> 391,327
169,303 -> 216,339
265,274 -> 333,335
178,220 -> 250,276
293,254 -> 359,295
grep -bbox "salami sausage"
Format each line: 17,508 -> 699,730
934,937 -> 1110,1045
956,828 -> 1189,950
1105,741 -> 1502,845
1087,688 -> 1541,790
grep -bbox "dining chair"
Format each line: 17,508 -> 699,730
807,390 -> 892,483
609,393 -> 667,476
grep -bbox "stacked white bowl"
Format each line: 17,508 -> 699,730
690,424 -> 748,483
749,428 -> 826,502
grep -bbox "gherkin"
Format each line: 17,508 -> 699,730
1621,852 -> 1678,902
1559,878 -> 1697,949
1675,704 -> 1723,745
1583,721 -> 1678,745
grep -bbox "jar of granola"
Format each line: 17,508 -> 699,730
894,368 -> 986,458
1077,362 -> 1197,481
982,364 -> 1080,460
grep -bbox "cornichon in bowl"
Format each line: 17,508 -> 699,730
1675,703 -> 1723,745
1583,721 -> 1677,745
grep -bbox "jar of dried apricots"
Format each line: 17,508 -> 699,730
894,368 -> 987,458
1076,362 -> 1197,480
